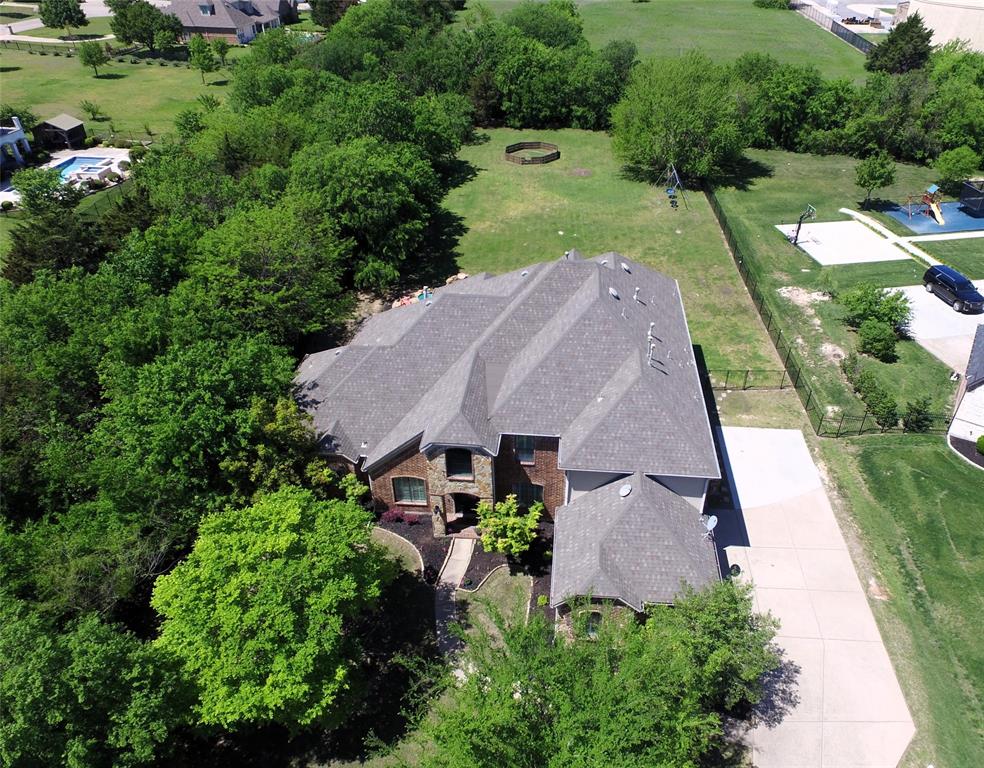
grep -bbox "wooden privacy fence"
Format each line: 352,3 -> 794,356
704,187 -> 952,438
504,141 -> 560,165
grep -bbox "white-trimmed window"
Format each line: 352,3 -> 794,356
393,477 -> 426,504
512,483 -> 543,507
445,449 -> 473,479
515,435 -> 535,464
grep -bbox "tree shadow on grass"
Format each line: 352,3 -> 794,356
400,205 -> 467,291
209,79 -> 230,87
58,33 -> 105,41
0,66 -> 21,73
713,154 -> 775,191
95,72 -> 127,80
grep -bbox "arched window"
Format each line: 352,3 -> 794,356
392,477 -> 426,504
445,449 -> 473,479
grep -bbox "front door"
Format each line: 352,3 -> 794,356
446,493 -> 480,534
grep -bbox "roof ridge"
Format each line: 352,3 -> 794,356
490,263 -> 601,412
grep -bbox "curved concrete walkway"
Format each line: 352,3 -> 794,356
434,537 -> 474,655
715,427 -> 914,768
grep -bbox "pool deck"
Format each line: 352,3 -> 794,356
0,147 -> 131,205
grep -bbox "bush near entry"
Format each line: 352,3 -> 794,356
977,435 -> 984,455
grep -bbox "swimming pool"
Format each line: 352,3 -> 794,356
52,156 -> 111,181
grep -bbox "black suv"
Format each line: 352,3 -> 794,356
923,265 -> 984,313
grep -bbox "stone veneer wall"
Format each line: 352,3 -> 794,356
426,448 -> 493,517
493,435 -> 565,519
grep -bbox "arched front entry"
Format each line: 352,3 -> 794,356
446,493 -> 480,534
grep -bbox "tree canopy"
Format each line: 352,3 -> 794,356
421,581 -> 779,768
866,12 -> 933,74
612,52 -> 743,180
151,486 -> 394,728
39,0 -> 88,34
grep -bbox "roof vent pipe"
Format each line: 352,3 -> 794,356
609,287 -> 620,300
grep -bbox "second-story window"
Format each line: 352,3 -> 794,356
515,435 -> 535,464
445,448 -> 473,479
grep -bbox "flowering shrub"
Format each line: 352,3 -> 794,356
380,509 -> 404,524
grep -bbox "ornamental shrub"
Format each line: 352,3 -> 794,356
753,0 -> 790,7
380,509 -> 404,524
902,396 -> 934,432
858,318 -> 897,361
977,435 -> 984,455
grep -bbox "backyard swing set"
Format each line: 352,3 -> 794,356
902,184 -> 946,226
660,164 -> 689,210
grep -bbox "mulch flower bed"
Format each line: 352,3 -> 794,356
376,515 -> 449,584
461,541 -> 508,589
949,435 -> 984,470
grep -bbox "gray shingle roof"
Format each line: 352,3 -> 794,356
41,114 -> 83,131
164,0 -> 283,32
549,473 -> 719,609
967,324 -> 984,391
295,251 -> 719,480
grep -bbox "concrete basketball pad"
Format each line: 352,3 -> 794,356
715,427 -> 914,768
775,220 -> 911,266
898,285 -> 983,371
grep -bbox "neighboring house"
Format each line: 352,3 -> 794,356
893,1 -> 984,51
0,116 -> 32,170
164,0 -> 297,44
950,324 -> 984,444
34,114 -> 86,150
296,251 -> 722,612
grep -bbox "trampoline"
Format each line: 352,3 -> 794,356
882,200 -> 984,235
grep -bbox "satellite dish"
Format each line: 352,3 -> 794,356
618,483 -> 632,498
704,515 -> 718,533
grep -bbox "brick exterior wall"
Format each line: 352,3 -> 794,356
369,441 -> 432,515
493,435 -> 565,520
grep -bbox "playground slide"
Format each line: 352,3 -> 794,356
929,202 -> 945,226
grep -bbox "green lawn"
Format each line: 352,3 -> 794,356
455,567 -> 530,639
16,17 -> 114,40
0,48 -> 235,135
820,437 -> 984,768
371,527 -> 423,574
465,0 -> 867,80
713,149 -> 958,413
446,128 -> 780,371
916,238 -> 984,279
286,11 -> 323,33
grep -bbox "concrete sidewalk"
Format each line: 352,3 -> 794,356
715,427 -> 914,768
434,537 -> 474,655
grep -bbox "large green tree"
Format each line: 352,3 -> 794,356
188,33 -> 218,84
612,51 -> 744,180
288,136 -> 441,291
107,0 -> 181,51
421,581 -> 779,767
39,0 -> 88,36
151,486 -> 394,729
502,0 -> 583,49
866,12 -> 933,74
0,599 -> 189,768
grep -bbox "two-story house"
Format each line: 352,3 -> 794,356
296,250 -> 722,611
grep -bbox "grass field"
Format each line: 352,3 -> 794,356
0,48 -> 235,134
466,0 -> 867,80
916,238 -> 984,278
455,567 -> 530,639
713,149 -> 960,413
819,436 -> 984,768
445,128 -> 780,371
16,17 -> 114,39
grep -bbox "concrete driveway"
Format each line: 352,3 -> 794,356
899,284 -> 984,372
715,427 -> 914,768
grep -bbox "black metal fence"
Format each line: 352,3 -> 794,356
704,188 -> 952,437
790,2 -> 877,55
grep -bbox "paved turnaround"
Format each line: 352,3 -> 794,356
716,427 -> 914,768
